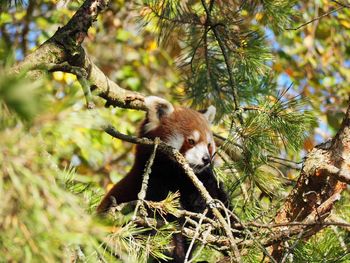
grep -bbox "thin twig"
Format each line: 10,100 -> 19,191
330,225 -> 348,251
133,211 -> 350,254
21,0 -> 35,56
280,229 -> 304,263
217,151 -> 249,201
267,156 -> 302,170
331,0 -> 350,8
286,5 -> 347,31
267,155 -> 302,165
184,209 -> 208,263
145,4 -> 201,26
181,210 -> 219,227
133,138 -> 160,219
224,208 -> 277,263
188,225 -> 213,263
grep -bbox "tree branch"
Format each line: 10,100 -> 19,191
133,138 -> 160,219
285,4 -> 348,31
132,206 -> 350,255
11,0 -> 146,111
317,163 -> 350,184
271,101 -> 350,259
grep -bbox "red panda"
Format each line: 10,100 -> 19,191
97,96 -> 229,213
97,96 -> 230,262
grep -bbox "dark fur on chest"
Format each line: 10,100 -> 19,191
137,145 -> 229,213
97,144 -> 229,214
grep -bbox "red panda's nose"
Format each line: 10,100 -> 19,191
202,155 -> 211,165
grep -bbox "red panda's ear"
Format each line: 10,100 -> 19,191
201,105 -> 216,124
145,96 -> 174,123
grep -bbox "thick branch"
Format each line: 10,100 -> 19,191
271,102 -> 350,259
318,163 -> 350,184
11,0 -> 146,111
83,57 -> 146,110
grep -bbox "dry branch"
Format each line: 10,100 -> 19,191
132,207 -> 350,255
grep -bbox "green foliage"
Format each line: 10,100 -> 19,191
243,90 -> 315,154
141,0 -> 294,114
274,1 -> 350,138
1,0 -> 349,262
0,69 -> 46,124
293,228 -> 350,262
0,67 -> 175,262
139,1 -> 349,261
102,223 -> 173,262
244,0 -> 297,33
0,89 -> 101,261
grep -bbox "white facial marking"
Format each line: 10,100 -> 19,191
193,130 -> 200,142
165,133 -> 184,150
144,96 -> 174,133
185,142 -> 210,167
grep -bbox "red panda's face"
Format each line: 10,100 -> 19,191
142,96 -> 216,172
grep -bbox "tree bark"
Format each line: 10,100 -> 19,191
11,0 -> 146,111
271,103 -> 350,259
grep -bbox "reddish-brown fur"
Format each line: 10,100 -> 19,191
142,106 -> 213,152
97,100 -> 230,262
97,106 -> 214,213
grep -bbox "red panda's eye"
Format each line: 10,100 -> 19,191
188,139 -> 195,145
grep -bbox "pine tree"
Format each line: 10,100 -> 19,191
1,0 -> 349,262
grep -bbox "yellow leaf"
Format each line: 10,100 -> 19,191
52,71 -> 64,81
36,17 -> 48,29
303,138 -> 314,151
268,95 -> 277,102
147,40 -> 158,51
255,12 -> 263,21
14,11 -> 26,20
273,63 -> 283,72
140,6 -> 152,16
63,73 -> 77,84
89,27 -> 97,37
175,84 -> 186,96
340,19 -> 350,29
